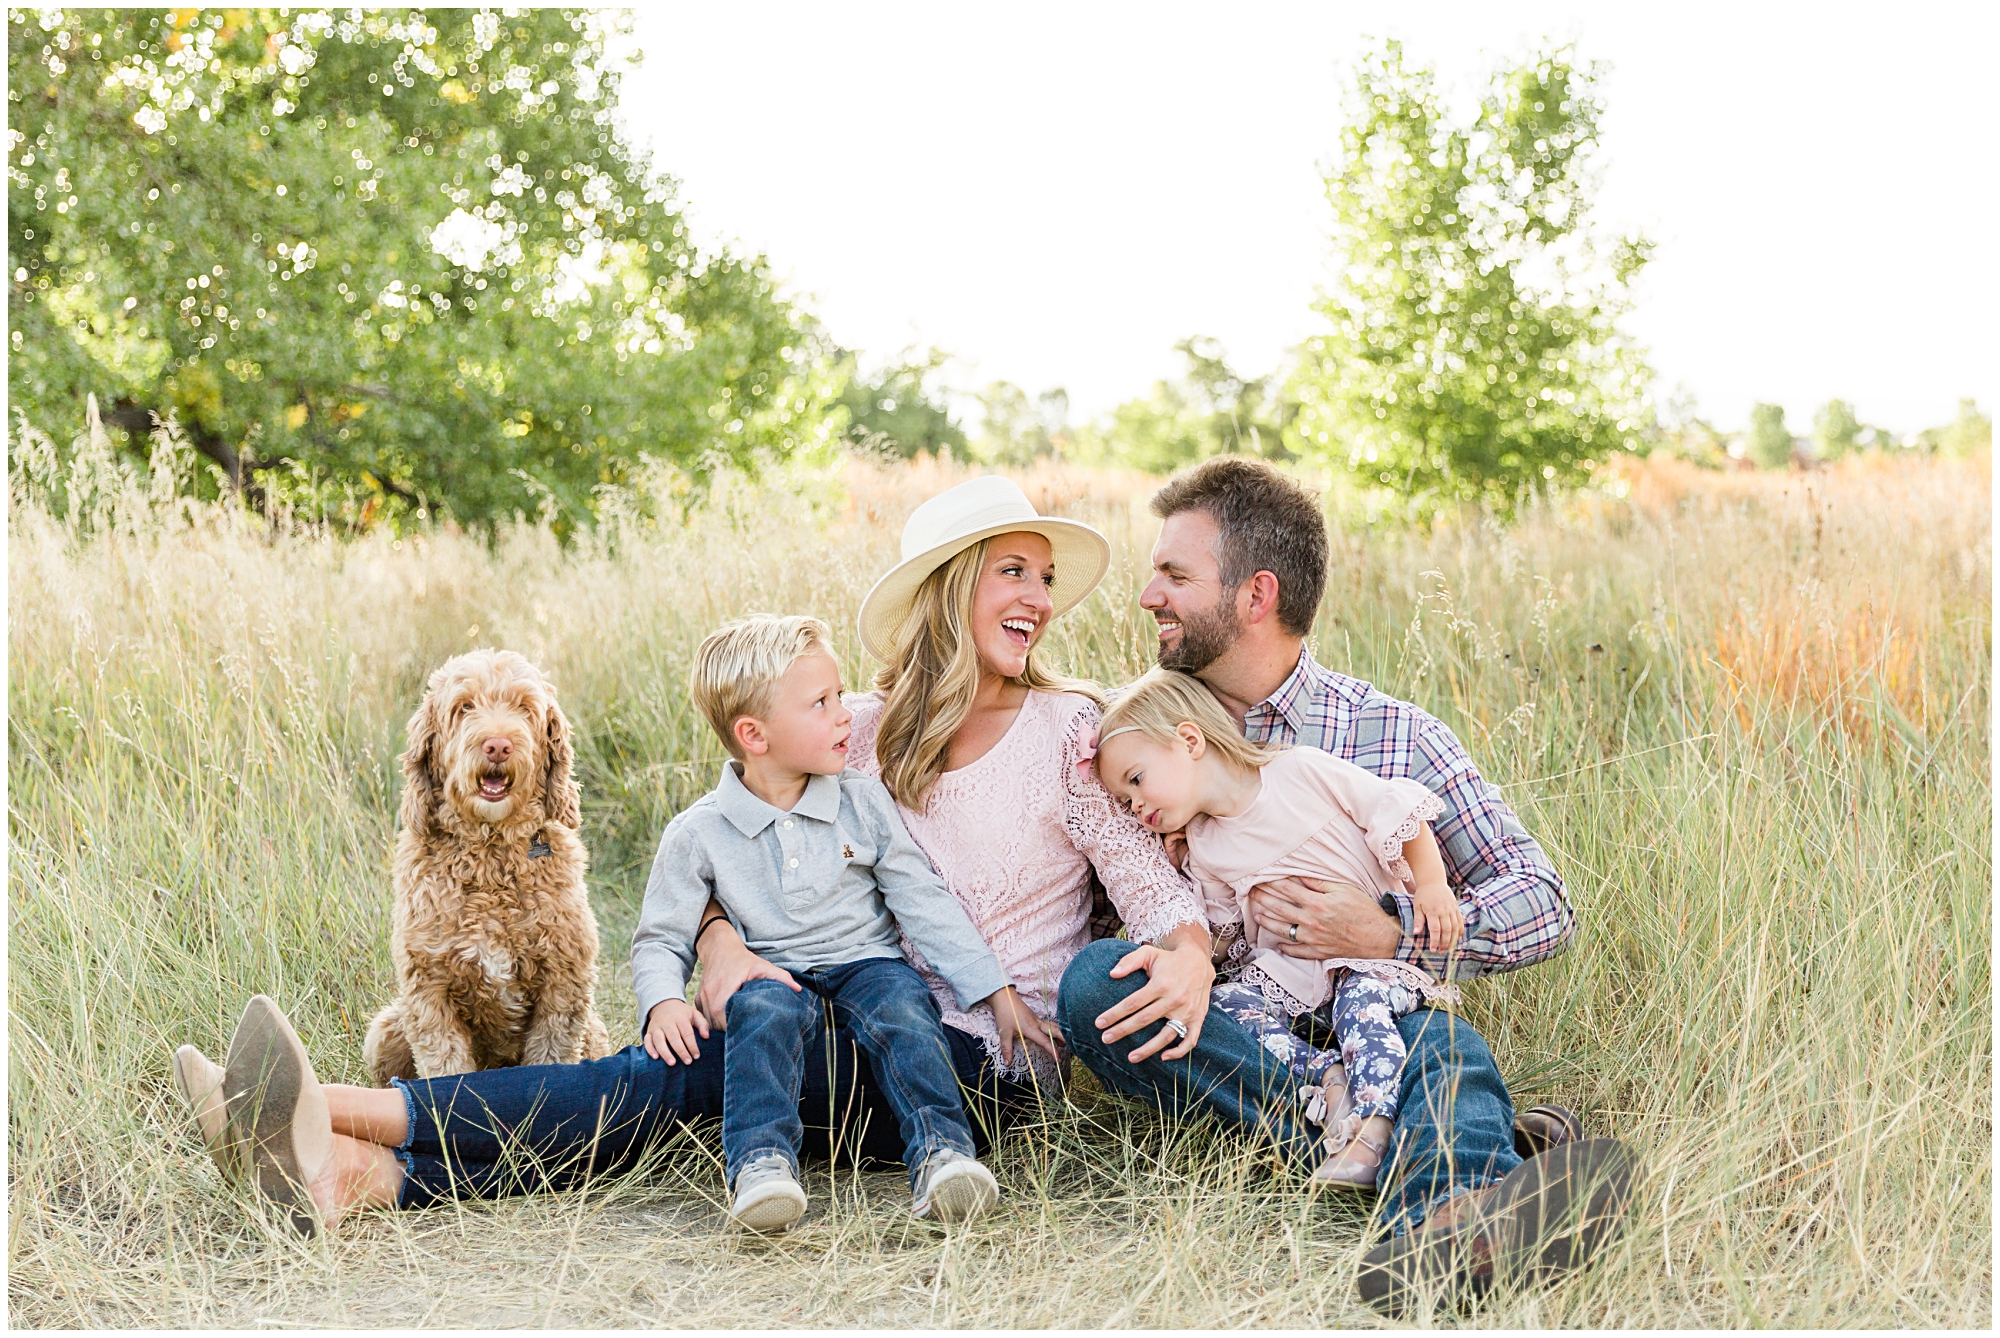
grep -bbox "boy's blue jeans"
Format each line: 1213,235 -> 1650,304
1056,939 -> 1521,1233
722,958 -> 976,1192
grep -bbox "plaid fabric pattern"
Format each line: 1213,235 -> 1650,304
1242,646 -> 1573,979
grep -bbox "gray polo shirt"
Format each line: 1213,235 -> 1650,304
630,763 -> 1009,1028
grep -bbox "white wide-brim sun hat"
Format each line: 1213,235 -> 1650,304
856,475 -> 1111,664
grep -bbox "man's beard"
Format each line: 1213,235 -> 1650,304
1157,599 -> 1241,674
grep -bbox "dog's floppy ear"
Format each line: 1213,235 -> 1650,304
398,690 -> 443,835
542,696 -> 581,829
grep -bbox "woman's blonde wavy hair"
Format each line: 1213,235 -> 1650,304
873,538 -> 1101,812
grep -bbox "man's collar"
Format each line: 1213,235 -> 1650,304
1249,643 -> 1320,735
716,763 -> 842,838
1248,644 -> 1375,734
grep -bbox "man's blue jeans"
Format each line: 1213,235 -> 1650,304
1056,940 -> 1521,1231
723,958 -> 976,1191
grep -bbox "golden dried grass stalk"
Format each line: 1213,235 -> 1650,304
8,429 -> 1991,1327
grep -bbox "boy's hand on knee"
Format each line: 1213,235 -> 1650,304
985,984 -> 1061,1068
644,999 -> 706,1065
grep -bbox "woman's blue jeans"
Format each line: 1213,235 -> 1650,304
389,989 -> 1030,1208
1055,939 -> 1521,1232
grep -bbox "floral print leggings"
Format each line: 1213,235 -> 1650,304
1210,971 -> 1420,1125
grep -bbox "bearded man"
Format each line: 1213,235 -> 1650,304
1059,456 -> 1637,1315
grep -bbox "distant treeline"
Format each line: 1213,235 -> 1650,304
10,12 -> 1989,530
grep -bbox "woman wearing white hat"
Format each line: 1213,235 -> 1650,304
697,475 -> 1215,1107
164,477 -> 1217,1232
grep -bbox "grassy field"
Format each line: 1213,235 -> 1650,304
8,428 -> 1991,1327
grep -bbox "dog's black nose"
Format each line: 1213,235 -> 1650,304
483,736 -> 513,763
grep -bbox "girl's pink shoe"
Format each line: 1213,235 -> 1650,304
1311,1128 -> 1390,1190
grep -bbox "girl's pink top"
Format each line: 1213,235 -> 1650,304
1185,747 -> 1450,1016
846,689 -> 1203,1084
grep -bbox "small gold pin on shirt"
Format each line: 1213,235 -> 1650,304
842,844 -> 855,859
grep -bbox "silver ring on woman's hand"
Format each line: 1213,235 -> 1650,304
1164,1017 -> 1188,1040
1288,923 -> 1299,943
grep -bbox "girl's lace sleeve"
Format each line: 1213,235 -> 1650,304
1060,700 -> 1204,945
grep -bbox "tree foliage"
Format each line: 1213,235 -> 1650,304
1811,398 -> 1862,461
1071,337 -> 1293,474
1746,402 -> 1793,470
835,346 -> 965,460
970,382 -> 1071,466
1927,398 -> 1992,459
1286,40 -> 1653,506
8,8 -> 838,526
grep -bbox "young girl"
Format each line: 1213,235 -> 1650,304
1091,669 -> 1464,1189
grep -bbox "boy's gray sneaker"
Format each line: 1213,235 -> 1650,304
730,1153 -> 807,1232
911,1149 -> 999,1223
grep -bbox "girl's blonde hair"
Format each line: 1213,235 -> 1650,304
1097,669 -> 1281,774
873,538 -> 1100,811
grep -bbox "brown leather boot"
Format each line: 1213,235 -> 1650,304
1514,1104 -> 1585,1158
1356,1138 -> 1640,1317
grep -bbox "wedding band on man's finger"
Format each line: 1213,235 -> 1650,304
1164,1017 -> 1188,1041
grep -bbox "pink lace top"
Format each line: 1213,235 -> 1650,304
846,689 -> 1203,1084
1186,747 -> 1456,1016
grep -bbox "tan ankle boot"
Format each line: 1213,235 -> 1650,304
223,995 -> 333,1236
172,1045 -> 242,1178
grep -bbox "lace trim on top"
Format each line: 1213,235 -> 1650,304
845,691 -> 1202,1085
1375,792 -> 1447,884
1058,701 -> 1204,949
1239,955 -> 1460,1013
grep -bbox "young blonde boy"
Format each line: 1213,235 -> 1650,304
631,614 -> 1041,1231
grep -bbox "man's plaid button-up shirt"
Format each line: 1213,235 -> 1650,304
1241,645 -> 1573,980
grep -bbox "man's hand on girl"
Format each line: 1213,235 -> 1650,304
1249,876 -> 1403,960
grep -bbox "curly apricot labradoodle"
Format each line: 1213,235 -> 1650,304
364,649 -> 614,1083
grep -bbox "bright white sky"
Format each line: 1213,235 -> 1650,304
618,2 -> 1995,435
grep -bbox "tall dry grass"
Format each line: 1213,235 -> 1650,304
8,423 -> 1991,1327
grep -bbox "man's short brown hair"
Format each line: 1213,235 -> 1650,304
1149,457 -> 1328,635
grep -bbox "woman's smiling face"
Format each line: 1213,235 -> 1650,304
971,531 -> 1056,679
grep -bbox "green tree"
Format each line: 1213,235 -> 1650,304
971,382 -> 1070,466
9,8 -> 837,526
1747,402 -> 1793,470
1928,398 -> 1992,458
1071,336 -> 1293,474
835,346 -> 966,460
1285,40 -> 1653,506
1812,398 -> 1862,461
1654,385 -> 1727,468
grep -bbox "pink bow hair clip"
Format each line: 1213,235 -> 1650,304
1073,728 -> 1100,779
1075,724 -> 1141,779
